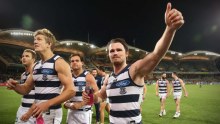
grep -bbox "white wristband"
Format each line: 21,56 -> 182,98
65,102 -> 74,108
70,103 -> 74,107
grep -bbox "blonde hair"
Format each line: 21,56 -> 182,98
34,28 -> 57,50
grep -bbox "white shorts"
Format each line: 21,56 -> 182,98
173,92 -> 182,99
15,106 -> 36,124
42,108 -> 62,124
159,93 -> 167,99
67,109 -> 92,124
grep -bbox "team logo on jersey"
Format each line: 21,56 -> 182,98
120,87 -> 127,94
78,86 -> 83,92
115,80 -> 130,87
41,69 -> 53,74
42,74 -> 48,81
76,81 -> 86,86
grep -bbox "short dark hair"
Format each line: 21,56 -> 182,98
161,72 -> 166,75
106,38 -> 129,53
98,66 -> 105,72
69,53 -> 84,62
172,72 -> 178,76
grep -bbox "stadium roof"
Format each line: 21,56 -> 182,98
0,29 -> 220,61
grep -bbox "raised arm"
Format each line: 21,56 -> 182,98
130,3 -> 184,83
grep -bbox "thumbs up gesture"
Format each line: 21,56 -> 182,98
165,3 -> 184,30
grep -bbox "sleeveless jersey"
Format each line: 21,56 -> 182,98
106,65 -> 143,124
173,79 -> 182,93
32,55 -> 62,109
158,79 -> 167,94
20,72 -> 35,108
70,70 -> 92,110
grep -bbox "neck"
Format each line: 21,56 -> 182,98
72,68 -> 83,77
25,64 -> 33,73
39,50 -> 54,62
113,63 -> 127,75
174,76 -> 178,80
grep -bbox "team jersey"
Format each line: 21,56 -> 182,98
70,70 -> 92,110
106,65 -> 143,124
158,79 -> 168,94
173,79 -> 182,93
32,54 -> 62,109
20,72 -> 35,108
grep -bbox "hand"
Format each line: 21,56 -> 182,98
142,96 -> 145,100
32,102 -> 50,118
63,101 -> 71,109
71,101 -> 85,110
165,2 -> 184,30
82,91 -> 91,105
20,112 -> 32,122
6,78 -> 18,90
184,92 -> 188,97
156,92 -> 159,96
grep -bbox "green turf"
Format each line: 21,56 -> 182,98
1,85 -> 220,124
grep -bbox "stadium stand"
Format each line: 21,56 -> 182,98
0,29 -> 219,84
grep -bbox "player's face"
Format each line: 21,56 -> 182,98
21,52 -> 34,66
97,70 -> 102,76
34,34 -> 51,52
91,70 -> 97,77
162,74 -> 166,78
70,56 -> 83,71
172,73 -> 175,78
108,43 -> 128,65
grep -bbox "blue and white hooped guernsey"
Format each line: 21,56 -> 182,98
20,72 -> 35,108
158,79 -> 167,94
32,54 -> 62,109
106,65 -> 144,124
69,70 -> 92,110
173,79 -> 182,93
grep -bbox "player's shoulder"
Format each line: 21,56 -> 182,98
86,73 -> 95,79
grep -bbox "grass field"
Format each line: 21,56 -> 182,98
1,84 -> 220,124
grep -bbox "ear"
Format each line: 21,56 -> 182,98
48,42 -> 51,46
126,51 -> 129,58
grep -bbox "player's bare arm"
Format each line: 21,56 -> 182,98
7,74 -> 34,95
86,74 -> 99,93
94,76 -> 108,103
180,79 -> 188,97
129,3 -> 184,84
155,80 -> 159,96
70,73 -> 99,110
166,80 -> 170,97
33,58 -> 75,118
